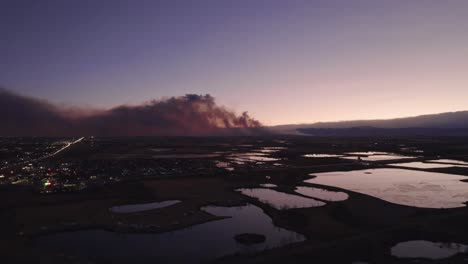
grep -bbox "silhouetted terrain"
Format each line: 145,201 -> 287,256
296,127 -> 468,137
272,111 -> 468,136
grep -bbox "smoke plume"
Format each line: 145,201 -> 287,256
0,89 -> 262,136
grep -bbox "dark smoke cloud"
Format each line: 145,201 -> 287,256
0,89 -> 263,136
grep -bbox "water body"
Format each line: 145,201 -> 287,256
153,154 -> 220,159
345,151 -> 389,155
342,154 -> 417,161
228,152 -> 280,163
110,200 -> 181,214
295,186 -> 348,202
303,154 -> 343,158
391,162 -> 455,169
391,240 -> 468,259
427,159 -> 468,166
400,147 -> 424,153
306,169 -> 468,208
149,148 -> 171,152
36,204 -> 305,263
259,183 -> 278,188
237,188 -> 325,209
214,161 -> 234,171
257,147 -> 287,153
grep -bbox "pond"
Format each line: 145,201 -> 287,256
306,168 -> 468,208
303,154 -> 343,158
228,152 -> 280,163
295,186 -> 348,202
344,151 -> 389,155
35,204 -> 305,263
427,159 -> 468,166
256,147 -> 287,153
109,200 -> 181,214
342,154 -> 417,161
391,240 -> 468,259
237,188 -> 325,209
390,162 -> 456,169
214,161 -> 234,171
259,183 -> 278,188
153,154 -> 220,159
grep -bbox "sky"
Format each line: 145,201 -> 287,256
1,0 -> 468,125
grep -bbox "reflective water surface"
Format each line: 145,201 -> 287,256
306,169 -> 468,208
427,159 -> 468,166
391,162 -> 455,169
345,151 -> 389,155
110,200 -> 181,214
303,154 -> 343,158
153,154 -> 220,159
295,186 -> 348,201
391,240 -> 468,259
237,188 -> 325,209
257,147 -> 287,153
36,204 -> 305,263
342,154 -> 417,161
259,183 -> 278,188
228,152 -> 280,163
214,161 -> 234,171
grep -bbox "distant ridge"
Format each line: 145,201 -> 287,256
271,111 -> 468,136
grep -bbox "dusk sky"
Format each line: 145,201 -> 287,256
1,0 -> 468,125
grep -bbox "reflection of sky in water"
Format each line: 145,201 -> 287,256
400,147 -> 424,153
259,183 -> 278,188
237,188 -> 325,209
344,152 -> 389,155
153,154 -> 220,159
303,154 -> 343,158
149,148 -> 172,152
295,186 -> 348,201
214,161 -> 234,171
391,162 -> 456,169
391,240 -> 468,259
426,159 -> 468,166
228,152 -> 280,163
36,204 -> 304,263
306,169 -> 468,208
256,147 -> 287,153
342,155 -> 417,161
226,147 -> 285,164
110,200 -> 180,214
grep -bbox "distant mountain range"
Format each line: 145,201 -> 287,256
271,111 -> 468,136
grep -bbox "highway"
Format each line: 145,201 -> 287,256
0,137 -> 85,172
49,137 -> 84,157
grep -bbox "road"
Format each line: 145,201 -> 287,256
49,137 -> 84,157
0,137 -> 84,172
